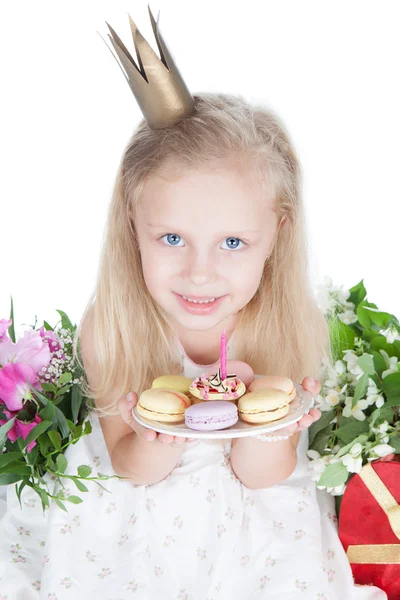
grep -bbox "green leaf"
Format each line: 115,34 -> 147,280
348,280 -> 367,308
371,336 -> 400,360
16,480 -> 27,507
54,498 -> 68,512
83,420 -> 92,435
328,317 -> 356,363
369,406 -> 395,427
382,373 -> 400,406
318,462 -> 349,488
308,409 -> 336,446
55,407 -> 70,439
56,310 -> 74,331
38,434 -> 52,456
38,402 -> 56,421
65,495 -> 83,504
371,350 -> 388,378
41,382 -> 57,394
22,420 -> 52,448
336,434 -> 369,458
357,353 -> 375,375
388,435 -> 400,453
43,320 -> 54,331
362,307 -> 393,329
0,452 -> 23,467
77,465 -> 92,478
335,419 -> 370,444
71,385 -> 82,424
56,454 -> 68,474
58,372 -> 72,387
0,461 -> 31,476
48,430 -> 62,451
0,418 -> 16,450
73,478 -> 89,493
310,429 -> 332,455
0,473 -> 22,485
37,487 -> 50,509
8,296 -> 16,342
352,373 -> 369,408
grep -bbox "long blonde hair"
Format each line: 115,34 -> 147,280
73,93 -> 332,416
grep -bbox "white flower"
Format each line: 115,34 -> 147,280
370,444 -> 395,458
325,390 -> 341,407
326,483 -> 347,496
338,310 -> 358,325
343,351 -> 365,380
335,360 -> 346,375
382,356 -> 399,379
381,325 -> 400,344
342,397 -> 369,421
306,452 -> 331,482
342,454 -> 363,473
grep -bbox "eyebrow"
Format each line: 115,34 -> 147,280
146,223 -> 261,235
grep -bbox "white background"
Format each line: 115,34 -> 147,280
1,0 -> 399,335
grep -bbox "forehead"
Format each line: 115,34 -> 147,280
137,163 -> 277,230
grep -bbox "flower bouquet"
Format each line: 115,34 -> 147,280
0,300 -> 117,513
308,278 -> 400,503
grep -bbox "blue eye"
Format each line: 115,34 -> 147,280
161,233 -> 184,246
221,237 -> 244,250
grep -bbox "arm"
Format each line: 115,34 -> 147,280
230,377 -> 323,489
230,433 -> 299,489
111,428 -> 185,486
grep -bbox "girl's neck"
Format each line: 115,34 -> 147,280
175,315 -> 239,366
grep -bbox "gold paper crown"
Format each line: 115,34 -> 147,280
101,5 -> 196,130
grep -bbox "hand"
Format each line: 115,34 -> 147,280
275,377 -> 322,437
117,392 -> 188,446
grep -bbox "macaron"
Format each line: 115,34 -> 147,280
151,375 -> 193,394
185,401 -> 238,431
206,360 -> 255,388
248,376 -> 296,401
237,389 -> 290,424
137,388 -> 191,423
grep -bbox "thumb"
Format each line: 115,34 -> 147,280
117,392 -> 138,427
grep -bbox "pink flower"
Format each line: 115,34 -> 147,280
0,362 -> 39,411
0,319 -> 12,341
0,409 -> 42,452
39,327 -> 63,356
0,328 -> 51,372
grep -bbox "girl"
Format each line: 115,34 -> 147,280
0,10 -> 386,600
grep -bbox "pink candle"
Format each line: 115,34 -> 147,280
220,329 -> 227,380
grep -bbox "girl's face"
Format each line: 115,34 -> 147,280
135,164 -> 281,333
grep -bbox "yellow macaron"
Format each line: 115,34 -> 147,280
151,375 -> 193,394
237,389 -> 290,424
248,376 -> 296,402
137,388 -> 191,423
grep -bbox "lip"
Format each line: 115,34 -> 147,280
173,292 -> 225,315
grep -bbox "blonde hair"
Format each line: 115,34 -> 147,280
73,93 -> 333,417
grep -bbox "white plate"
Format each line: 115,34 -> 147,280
132,383 -> 314,440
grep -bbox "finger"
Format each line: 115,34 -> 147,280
139,425 -> 158,442
173,436 -> 186,445
309,408 -> 321,421
301,377 -> 322,396
116,393 -> 138,427
157,433 -> 176,445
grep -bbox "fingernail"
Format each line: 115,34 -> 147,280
126,392 -> 134,403
307,377 -> 316,385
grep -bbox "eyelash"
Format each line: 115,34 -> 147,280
159,234 -> 246,251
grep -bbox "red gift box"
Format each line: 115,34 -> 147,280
339,457 -> 400,599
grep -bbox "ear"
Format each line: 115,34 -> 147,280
278,216 -> 287,231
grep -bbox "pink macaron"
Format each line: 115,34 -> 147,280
185,401 -> 238,431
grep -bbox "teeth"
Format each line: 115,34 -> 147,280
182,296 -> 216,304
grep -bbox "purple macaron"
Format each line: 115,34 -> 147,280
185,401 -> 238,431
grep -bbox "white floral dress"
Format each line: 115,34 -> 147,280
0,346 -> 387,600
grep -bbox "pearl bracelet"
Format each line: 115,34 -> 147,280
253,433 -> 291,442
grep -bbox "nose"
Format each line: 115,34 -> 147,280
183,248 -> 217,286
